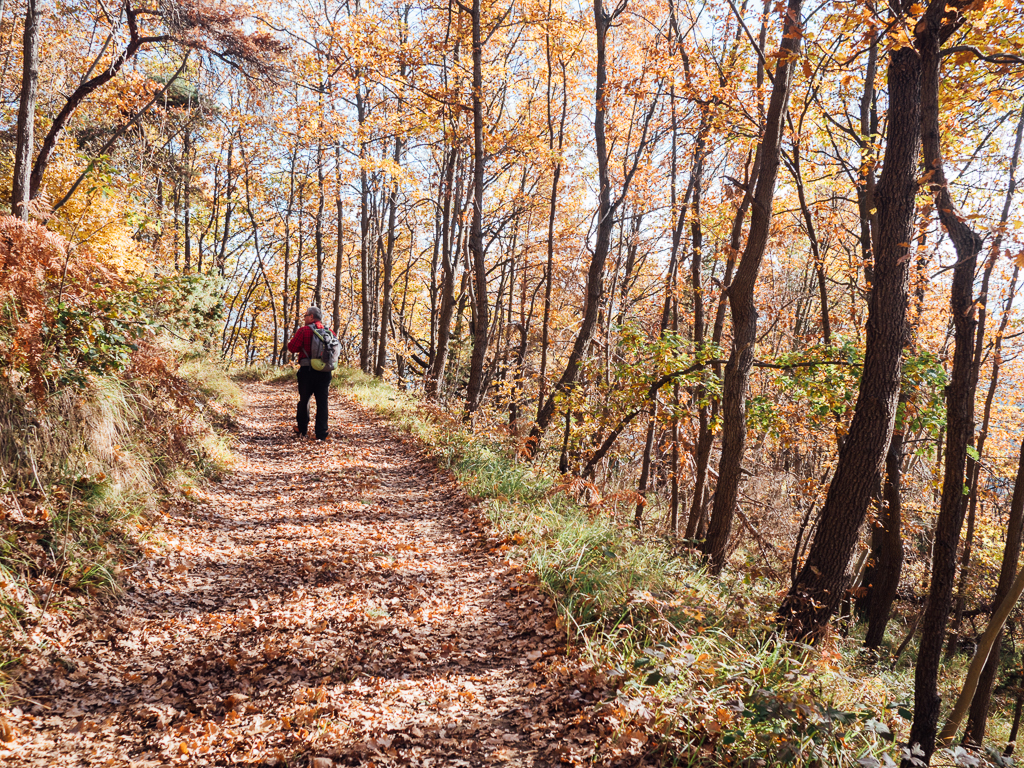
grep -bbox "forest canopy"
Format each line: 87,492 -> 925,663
2,0 -> 1024,762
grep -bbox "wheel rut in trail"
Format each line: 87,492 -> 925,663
3,380 -> 641,767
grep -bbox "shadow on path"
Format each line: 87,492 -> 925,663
3,380 -> 646,767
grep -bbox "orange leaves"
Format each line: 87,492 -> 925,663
6,381 -> 626,765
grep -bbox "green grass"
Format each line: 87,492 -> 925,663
231,361 -> 297,385
0,346 -> 245,685
325,365 -> 1009,767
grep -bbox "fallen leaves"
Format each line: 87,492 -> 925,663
0,381 -> 650,767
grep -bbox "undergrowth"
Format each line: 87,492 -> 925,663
331,366 -> 1001,768
0,350 -> 240,689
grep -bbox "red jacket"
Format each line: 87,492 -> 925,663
287,321 -> 330,364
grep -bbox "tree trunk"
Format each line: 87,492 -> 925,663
905,3 -> 985,760
863,416 -> 905,649
524,0 -> 650,457
358,81 -> 373,374
376,133 -> 402,377
280,149 -> 296,363
464,0 -> 488,413
183,129 -> 192,274
637,93 -> 694,528
701,0 -> 803,574
857,36 -> 879,290
295,179 -> 305,334
314,145 -> 326,308
788,139 -> 830,344
961,103 -> 1024,747
537,51 -> 567,427
333,195 -> 344,335
685,117 -> 711,540
216,135 -> 234,277
425,147 -> 462,397
11,0 -> 39,218
963,435 -> 1024,745
781,25 -> 920,641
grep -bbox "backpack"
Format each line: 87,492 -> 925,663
308,325 -> 341,372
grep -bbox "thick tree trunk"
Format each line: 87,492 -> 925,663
701,0 -> 802,574
863,419 -> 905,649
781,34 -> 920,641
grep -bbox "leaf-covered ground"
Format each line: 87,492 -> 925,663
2,381 -> 640,767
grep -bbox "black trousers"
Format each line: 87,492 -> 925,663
296,366 -> 331,439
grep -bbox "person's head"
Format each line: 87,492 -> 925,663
304,306 -> 323,324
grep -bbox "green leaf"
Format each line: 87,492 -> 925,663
966,445 -> 979,461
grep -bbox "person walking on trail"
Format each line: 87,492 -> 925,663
287,306 -> 332,441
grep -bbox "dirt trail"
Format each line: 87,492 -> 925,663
2,381 -> 630,767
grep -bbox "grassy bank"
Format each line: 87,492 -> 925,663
0,348 -> 241,687
328,366 -> 999,767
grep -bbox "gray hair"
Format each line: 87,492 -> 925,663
305,306 -> 323,321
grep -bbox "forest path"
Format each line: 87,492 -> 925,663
4,380 -> 627,767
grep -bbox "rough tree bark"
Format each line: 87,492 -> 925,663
11,0 -> 40,219
701,0 -> 803,573
904,1 -> 985,760
780,0 -> 922,639
863,413 -> 905,650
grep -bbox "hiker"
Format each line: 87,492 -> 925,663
287,306 -> 332,440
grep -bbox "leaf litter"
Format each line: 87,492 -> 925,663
1,381 -> 651,766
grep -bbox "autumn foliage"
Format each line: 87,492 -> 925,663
3,0 -> 1024,762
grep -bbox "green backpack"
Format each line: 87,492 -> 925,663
309,326 -> 341,372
